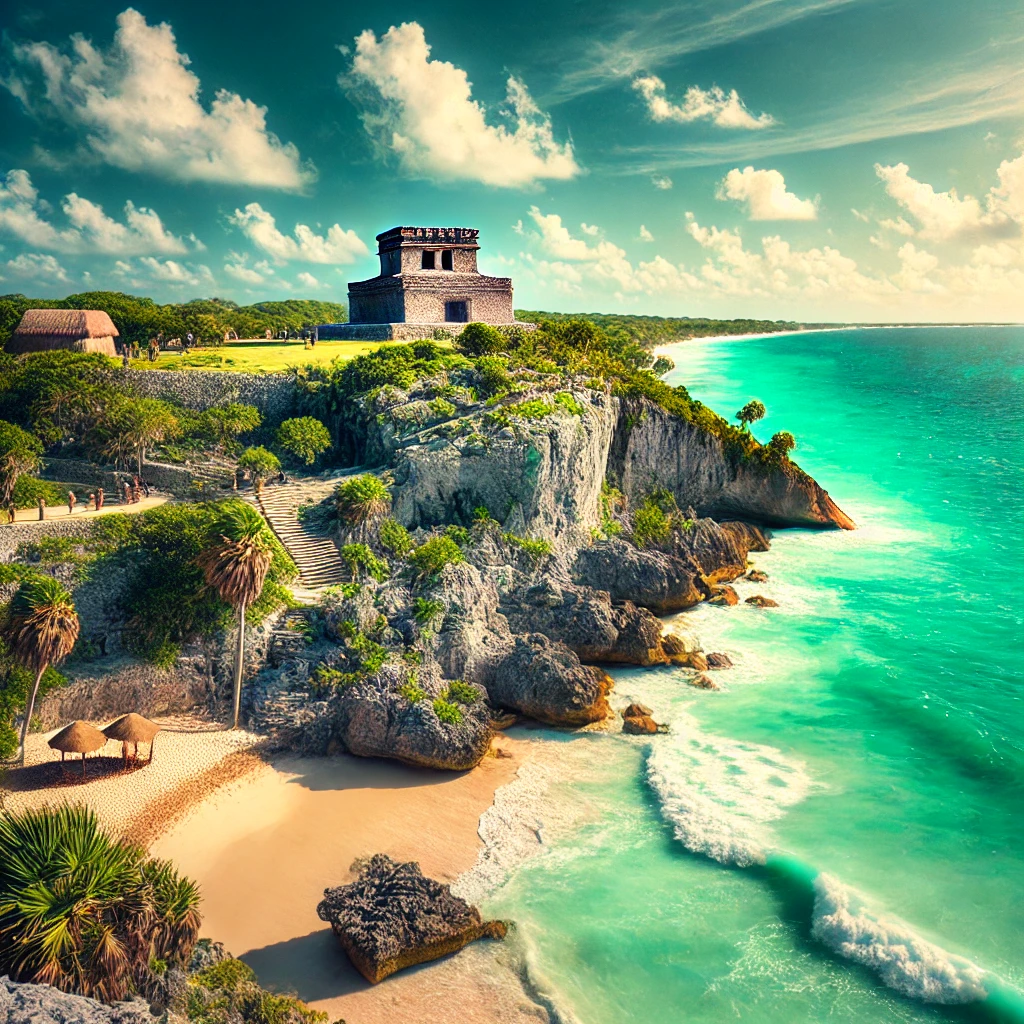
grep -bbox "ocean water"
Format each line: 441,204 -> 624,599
482,327 -> 1024,1023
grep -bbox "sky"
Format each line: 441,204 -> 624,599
0,0 -> 1022,321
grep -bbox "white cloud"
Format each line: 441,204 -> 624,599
851,208 -> 870,223
878,215 -> 916,236
0,169 -> 192,255
4,8 -> 311,189
633,76 -> 773,129
717,167 -> 817,220
651,174 -> 673,190
296,271 -> 322,289
874,158 -> 1023,240
639,225 -> 654,242
345,22 -> 578,187
580,223 -> 600,236
223,261 -> 266,285
893,242 -> 943,293
229,202 -> 367,265
5,252 -> 70,282
115,256 -> 213,288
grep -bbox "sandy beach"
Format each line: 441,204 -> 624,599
151,733 -> 552,1024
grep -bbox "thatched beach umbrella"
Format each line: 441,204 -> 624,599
48,721 -> 108,777
103,713 -> 161,764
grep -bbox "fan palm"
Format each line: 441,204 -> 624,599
1,576 -> 79,765
198,502 -> 274,728
0,804 -> 201,1001
336,473 -> 391,542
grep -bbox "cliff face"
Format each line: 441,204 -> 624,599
608,398 -> 854,530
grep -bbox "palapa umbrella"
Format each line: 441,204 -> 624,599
48,721 -> 108,777
102,713 -> 161,764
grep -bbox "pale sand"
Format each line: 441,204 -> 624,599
4,714 -> 264,842
2,493 -> 168,525
151,736 -> 553,1024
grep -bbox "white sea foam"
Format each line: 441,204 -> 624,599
811,872 -> 989,1004
646,713 -> 814,867
452,759 -> 555,905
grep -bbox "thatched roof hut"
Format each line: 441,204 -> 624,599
8,309 -> 119,356
103,713 -> 160,744
48,720 -> 109,775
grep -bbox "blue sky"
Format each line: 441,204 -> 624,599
0,0 -> 1022,320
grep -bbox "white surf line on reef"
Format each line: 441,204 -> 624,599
646,683 -> 1001,1006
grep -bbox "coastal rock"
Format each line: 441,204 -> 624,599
622,715 -> 659,735
745,595 -> 779,608
690,672 -> 720,690
622,702 -> 653,718
0,977 -> 155,1024
707,652 -> 734,669
490,634 -> 612,725
316,854 -> 507,984
687,651 -> 709,672
745,569 -> 769,583
709,585 -> 739,606
608,397 -> 855,530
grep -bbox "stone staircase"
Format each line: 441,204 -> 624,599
247,477 -> 349,590
268,606 -> 317,664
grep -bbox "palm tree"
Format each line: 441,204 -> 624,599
0,804 -> 201,1000
198,502 -> 274,728
1,577 -> 79,765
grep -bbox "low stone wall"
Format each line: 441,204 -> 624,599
0,517 -> 96,562
321,321 -> 536,342
36,655 -> 215,730
117,368 -> 297,423
40,458 -> 121,492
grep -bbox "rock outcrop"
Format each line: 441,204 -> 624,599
608,397 -> 854,530
0,977 -> 154,1024
317,854 -> 507,984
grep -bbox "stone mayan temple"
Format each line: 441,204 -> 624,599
321,226 -> 529,340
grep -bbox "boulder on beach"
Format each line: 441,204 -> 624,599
706,652 -> 734,669
745,595 -> 779,608
622,702 -> 652,719
690,672 -> 720,690
622,715 -> 659,735
709,585 -> 739,606
317,854 -> 507,984
745,570 -> 769,583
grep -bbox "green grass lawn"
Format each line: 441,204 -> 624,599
128,339 -> 388,374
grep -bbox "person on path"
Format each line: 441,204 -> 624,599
6,501 -> 15,524
131,483 -> 141,503
38,498 -> 45,521
186,332 -> 194,349
141,478 -> 150,498
96,486 -> 104,511
88,493 -> 95,511
122,351 -> 131,370
67,491 -> 76,515
123,481 -> 132,505
148,339 -> 159,362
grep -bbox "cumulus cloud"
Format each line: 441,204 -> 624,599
639,225 -> 654,242
651,175 -> 673,190
0,169 -> 192,256
3,8 -> 311,189
345,22 -> 578,187
716,167 -> 818,220
633,76 -> 773,129
5,252 -> 69,282
115,256 -> 213,287
229,203 -> 367,264
296,271 -> 321,289
875,155 -> 1024,240
879,215 -> 916,236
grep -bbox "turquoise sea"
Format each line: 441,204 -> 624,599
483,327 -> 1024,1023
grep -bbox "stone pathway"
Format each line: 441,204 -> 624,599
247,476 -> 351,590
2,494 -> 167,525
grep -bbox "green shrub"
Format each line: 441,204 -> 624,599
336,473 -> 391,526
340,543 -> 390,582
378,517 -> 413,557
503,533 -> 553,563
348,630 -> 387,675
553,391 -> 585,416
11,475 -> 64,509
237,446 -> 280,489
444,524 -> 470,547
428,397 -> 456,420
457,322 -> 506,356
399,679 -> 427,703
276,416 -> 332,465
446,679 -> 481,705
632,491 -> 678,549
412,597 -> 444,624
433,697 -> 464,725
310,664 -> 359,695
409,536 -> 465,579
598,480 -> 624,538
487,398 -> 552,429
16,535 -> 85,564
475,355 -> 512,397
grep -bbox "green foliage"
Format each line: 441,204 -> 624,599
237,446 -> 281,485
432,697 -> 464,726
553,391 -> 585,416
475,355 -> 512,397
185,403 -> 261,451
0,654 -> 64,760
473,505 -> 492,522
399,679 -> 427,703
0,804 -> 201,1001
427,397 -> 456,420
310,664 -> 359,695
736,399 -> 767,431
486,398 -> 552,429
340,543 -> 390,582
598,480 -> 624,538
16,535 -> 85,565
0,419 -> 43,503
336,473 -> 391,526
326,343 -> 469,396
11,475 -> 64,509
347,630 -> 387,676
652,355 -> 675,376
275,416 -> 332,465
761,430 -> 797,467
408,536 -> 465,579
444,524 -> 470,547
457,322 -> 506,356
503,533 -> 553,564
377,517 -> 413,557
445,679 -> 481,705
412,597 -> 444,625
632,499 -> 672,549
85,395 -> 179,473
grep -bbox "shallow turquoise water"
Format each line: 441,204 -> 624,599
488,328 -> 1024,1023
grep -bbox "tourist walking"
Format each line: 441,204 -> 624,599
186,332 -> 194,349
88,492 -> 95,511
123,481 -> 132,505
148,339 -> 159,362
141,478 -> 150,498
67,491 -> 76,515
122,351 -> 131,369
131,482 -> 141,503
6,501 -> 15,524
96,486 -> 104,511
38,498 -> 45,521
